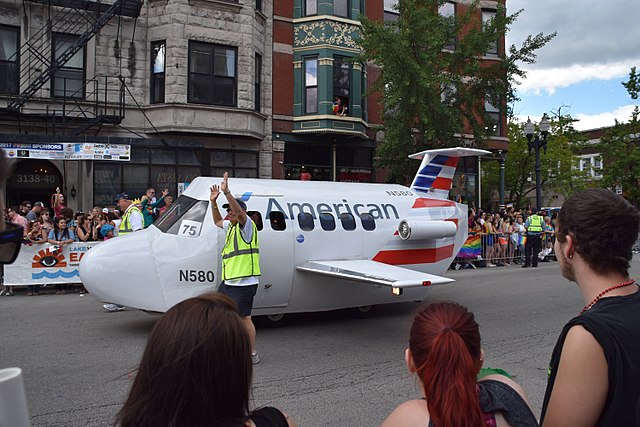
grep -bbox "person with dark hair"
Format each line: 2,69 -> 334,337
210,172 -> 261,364
48,217 -> 76,295
382,301 -> 537,427
541,189 -> 640,427
51,187 -> 65,222
117,292 -> 295,427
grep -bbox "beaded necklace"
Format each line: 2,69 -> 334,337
580,280 -> 637,315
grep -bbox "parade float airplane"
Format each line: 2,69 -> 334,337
79,147 -> 489,320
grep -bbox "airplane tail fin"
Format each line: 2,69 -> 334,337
409,147 -> 490,199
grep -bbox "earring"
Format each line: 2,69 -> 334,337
568,254 -> 573,259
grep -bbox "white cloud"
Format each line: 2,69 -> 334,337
516,61 -> 639,96
513,105 -> 637,132
573,105 -> 637,131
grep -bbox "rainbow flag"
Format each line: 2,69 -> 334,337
519,234 -> 527,247
457,234 -> 482,259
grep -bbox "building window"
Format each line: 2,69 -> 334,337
52,33 -> 85,98
439,2 -> 456,51
93,148 -> 203,207
384,0 -> 399,21
0,25 -> 19,95
304,57 -> 318,114
188,41 -> 237,106
151,41 -> 165,104
361,68 -> 367,121
333,56 -> 350,116
334,0 -> 348,18
256,0 -> 262,12
305,0 -> 317,16
255,53 -> 262,112
211,150 -> 258,178
484,99 -> 500,136
482,9 -> 498,57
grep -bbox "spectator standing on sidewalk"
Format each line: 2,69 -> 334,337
51,188 -> 65,221
140,187 -> 168,228
523,210 -> 543,268
541,189 -> 640,426
26,202 -> 44,221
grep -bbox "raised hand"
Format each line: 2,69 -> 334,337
210,185 -> 221,202
220,172 -> 229,194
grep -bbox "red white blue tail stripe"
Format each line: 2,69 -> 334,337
410,155 -> 459,199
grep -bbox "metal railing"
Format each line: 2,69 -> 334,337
451,231 -> 557,269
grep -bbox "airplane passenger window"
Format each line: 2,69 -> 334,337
360,212 -> 376,231
319,212 -> 336,231
339,213 -> 356,231
154,195 -> 208,237
248,211 -> 263,231
269,211 -> 286,231
297,212 -> 314,231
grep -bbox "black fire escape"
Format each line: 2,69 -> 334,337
0,0 -> 142,135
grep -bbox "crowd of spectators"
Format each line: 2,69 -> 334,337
460,204 -> 557,268
0,187 -> 172,297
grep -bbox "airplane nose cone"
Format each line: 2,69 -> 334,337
79,231 -> 167,312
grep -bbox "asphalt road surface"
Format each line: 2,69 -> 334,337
2,256 -> 640,426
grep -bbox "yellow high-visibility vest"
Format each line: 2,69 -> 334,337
221,221 -> 261,280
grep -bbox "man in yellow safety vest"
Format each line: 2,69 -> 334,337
523,209 -> 544,268
210,172 -> 261,364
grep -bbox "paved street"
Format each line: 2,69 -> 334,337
2,257 -> 639,426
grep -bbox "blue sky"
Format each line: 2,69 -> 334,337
507,0 -> 640,131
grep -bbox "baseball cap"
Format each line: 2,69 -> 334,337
102,208 -> 109,213
113,193 -> 129,203
222,198 -> 247,211
34,202 -> 44,207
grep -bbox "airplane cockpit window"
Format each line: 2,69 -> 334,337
339,213 -> 356,231
319,212 -> 336,231
269,211 -> 286,231
154,195 -> 208,238
360,213 -> 375,231
248,211 -> 263,231
297,212 -> 314,231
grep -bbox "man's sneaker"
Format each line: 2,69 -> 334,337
251,351 -> 260,364
103,303 -> 125,312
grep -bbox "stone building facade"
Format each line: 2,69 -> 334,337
0,0 -> 272,211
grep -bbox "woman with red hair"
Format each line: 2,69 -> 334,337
382,302 -> 537,427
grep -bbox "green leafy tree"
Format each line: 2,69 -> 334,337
482,114 -> 589,209
357,0 -> 555,183
597,68 -> 640,207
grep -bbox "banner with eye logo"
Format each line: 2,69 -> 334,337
3,242 -> 101,286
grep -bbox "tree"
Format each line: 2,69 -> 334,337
597,68 -> 640,207
357,0 -> 555,183
482,114 -> 590,209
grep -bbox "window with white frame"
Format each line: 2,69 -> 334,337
52,33 -> 85,98
0,25 -> 19,95
579,154 -> 603,178
333,56 -> 350,116
439,1 -> 456,51
482,9 -> 498,57
306,0 -> 317,16
484,98 -> 500,136
304,57 -> 318,114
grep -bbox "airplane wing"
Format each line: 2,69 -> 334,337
297,260 -> 453,294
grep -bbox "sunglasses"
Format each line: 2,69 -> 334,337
0,222 -> 25,264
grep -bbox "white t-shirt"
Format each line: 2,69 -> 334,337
124,204 -> 144,232
222,217 -> 259,286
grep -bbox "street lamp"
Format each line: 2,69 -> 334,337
524,115 -> 550,211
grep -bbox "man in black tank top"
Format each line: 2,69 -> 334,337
540,189 -> 640,427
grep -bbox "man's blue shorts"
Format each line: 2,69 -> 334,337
218,282 -> 258,316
